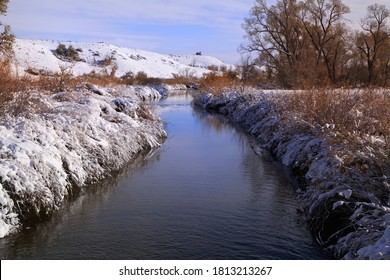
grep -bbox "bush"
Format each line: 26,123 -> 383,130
97,54 -> 116,67
0,59 -> 16,107
135,71 -> 148,84
73,71 -> 121,88
0,59 -> 55,117
54,44 -> 82,62
278,88 -> 390,178
199,69 -> 239,95
121,71 -> 160,86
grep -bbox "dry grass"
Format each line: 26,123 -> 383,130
279,88 -> 390,137
278,88 -> 390,176
199,71 -> 240,95
0,59 -> 20,101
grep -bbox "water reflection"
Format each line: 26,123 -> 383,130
0,148 -> 163,259
193,103 -> 324,259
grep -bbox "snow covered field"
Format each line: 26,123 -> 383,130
194,91 -> 390,259
12,39 -> 229,79
0,85 -> 169,238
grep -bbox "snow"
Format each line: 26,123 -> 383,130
340,189 -> 353,200
168,54 -> 229,69
333,201 -> 346,210
0,85 -> 168,238
194,90 -> 390,260
357,222 -> 390,259
13,39 -> 230,79
89,85 -> 110,96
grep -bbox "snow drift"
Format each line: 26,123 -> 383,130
194,91 -> 390,259
0,85 -> 168,238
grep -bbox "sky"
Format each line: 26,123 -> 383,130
3,0 -> 390,64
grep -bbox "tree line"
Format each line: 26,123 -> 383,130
241,0 -> 390,88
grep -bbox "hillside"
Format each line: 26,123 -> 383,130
12,39 -> 230,79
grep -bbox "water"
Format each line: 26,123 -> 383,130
0,94 -> 328,259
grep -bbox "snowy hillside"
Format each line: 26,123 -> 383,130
168,54 -> 228,69
13,39 -> 230,79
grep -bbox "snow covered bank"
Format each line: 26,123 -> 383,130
129,84 -> 188,100
0,85 -> 168,238
194,91 -> 390,259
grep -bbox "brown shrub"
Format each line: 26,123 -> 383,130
78,71 -> 121,87
3,91 -> 53,117
97,54 -> 116,67
0,59 -> 16,103
165,74 -> 194,85
121,71 -> 164,86
199,71 -> 239,95
279,88 -> 390,135
54,44 -> 82,62
279,88 -> 390,176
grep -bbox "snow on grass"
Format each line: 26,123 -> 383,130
194,90 -> 390,259
0,85 -> 168,238
13,39 -> 229,79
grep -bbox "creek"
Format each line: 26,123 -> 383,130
0,94 -> 328,259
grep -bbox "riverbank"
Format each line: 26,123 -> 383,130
193,90 -> 390,259
0,85 -> 170,238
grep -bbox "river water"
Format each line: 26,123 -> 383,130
0,94 -> 328,259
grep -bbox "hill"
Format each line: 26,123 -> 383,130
12,39 -> 230,79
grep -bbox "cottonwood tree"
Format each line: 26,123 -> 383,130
237,55 -> 265,91
298,0 -> 350,84
241,0 -> 350,87
241,0 -> 390,87
241,0 -> 305,88
355,4 -> 390,85
0,0 -> 14,58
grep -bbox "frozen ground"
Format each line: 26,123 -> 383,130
12,39 -> 230,79
0,85 -> 168,238
194,91 -> 390,260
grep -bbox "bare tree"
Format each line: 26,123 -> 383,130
241,0 -> 304,88
240,0 -> 390,87
298,0 -> 350,83
355,4 -> 390,85
237,55 -> 261,91
241,0 -> 350,87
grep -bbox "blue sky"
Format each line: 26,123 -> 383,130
4,0 -> 390,64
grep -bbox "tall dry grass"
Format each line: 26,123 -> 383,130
278,88 -> 390,177
0,59 -> 18,101
199,71 -> 240,95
